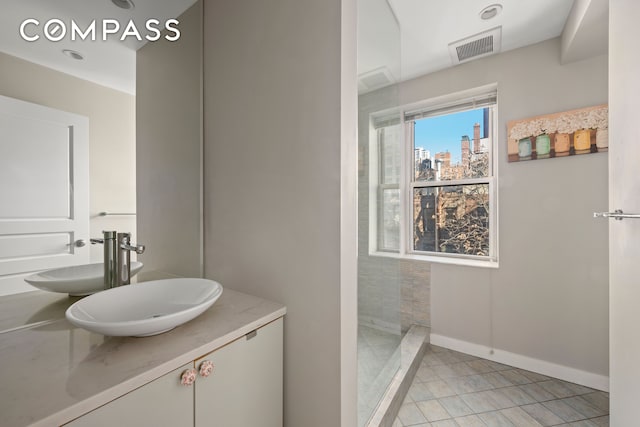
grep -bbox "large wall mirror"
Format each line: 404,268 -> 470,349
0,0 -> 200,295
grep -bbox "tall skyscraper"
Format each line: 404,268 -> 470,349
473,123 -> 481,153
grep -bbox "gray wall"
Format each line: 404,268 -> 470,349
405,38 -> 608,378
202,0 -> 357,426
136,1 -> 203,278
0,51 -> 136,266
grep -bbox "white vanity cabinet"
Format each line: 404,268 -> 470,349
64,362 -> 194,427
65,318 -> 283,427
194,317 -> 283,427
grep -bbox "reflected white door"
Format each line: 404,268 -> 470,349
609,0 -> 640,424
0,95 -> 89,295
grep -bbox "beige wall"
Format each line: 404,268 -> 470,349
401,39 -> 609,384
202,0 -> 357,425
136,1 -> 203,278
0,51 -> 136,264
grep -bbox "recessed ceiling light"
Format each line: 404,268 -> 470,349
111,0 -> 135,10
479,4 -> 502,20
62,49 -> 84,61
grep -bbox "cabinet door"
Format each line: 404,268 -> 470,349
195,317 -> 283,427
65,363 -> 194,427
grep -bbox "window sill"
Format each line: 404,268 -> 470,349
368,251 -> 499,269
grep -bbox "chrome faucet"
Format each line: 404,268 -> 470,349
117,232 -> 145,286
91,230 -> 145,289
91,230 -> 118,289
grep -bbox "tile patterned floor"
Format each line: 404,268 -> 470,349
393,345 -> 609,427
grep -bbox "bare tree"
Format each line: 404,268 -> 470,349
437,183 -> 489,256
469,152 -> 489,178
434,152 -> 490,255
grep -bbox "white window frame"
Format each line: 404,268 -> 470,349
369,84 -> 499,268
375,123 -> 401,253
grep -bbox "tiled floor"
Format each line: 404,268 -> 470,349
394,345 -> 609,427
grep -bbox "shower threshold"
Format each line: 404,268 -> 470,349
365,325 -> 430,427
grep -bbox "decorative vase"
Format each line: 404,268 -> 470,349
554,133 -> 570,157
596,128 -> 608,151
535,134 -> 551,158
518,137 -> 532,160
573,128 -> 591,154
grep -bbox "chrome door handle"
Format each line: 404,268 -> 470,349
593,209 -> 640,220
74,239 -> 86,247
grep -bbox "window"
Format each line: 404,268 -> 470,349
377,124 -> 401,252
370,87 -> 498,266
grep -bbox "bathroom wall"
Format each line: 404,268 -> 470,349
202,0 -> 357,425
136,1 -> 203,278
0,51 -> 136,265
402,38 -> 609,388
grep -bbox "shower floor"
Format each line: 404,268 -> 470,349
358,325 -> 403,426
393,344 -> 609,426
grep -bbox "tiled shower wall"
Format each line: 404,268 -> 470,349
357,256 -> 431,333
398,260 -> 430,332
358,89 -> 431,332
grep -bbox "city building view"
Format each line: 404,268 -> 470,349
413,108 -> 491,256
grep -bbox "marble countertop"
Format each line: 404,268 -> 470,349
0,283 -> 286,427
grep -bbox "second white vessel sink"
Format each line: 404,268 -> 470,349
24,262 -> 144,296
65,278 -> 223,337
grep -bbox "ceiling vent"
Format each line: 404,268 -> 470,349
358,67 -> 396,93
449,26 -> 502,65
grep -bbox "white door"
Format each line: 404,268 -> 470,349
608,0 -> 640,424
0,95 -> 89,295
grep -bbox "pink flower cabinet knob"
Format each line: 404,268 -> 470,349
181,368 -> 197,386
199,360 -> 214,377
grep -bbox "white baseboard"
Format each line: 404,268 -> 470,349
430,333 -> 609,392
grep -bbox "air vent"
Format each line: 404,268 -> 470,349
449,27 -> 502,65
457,35 -> 493,61
358,67 -> 396,94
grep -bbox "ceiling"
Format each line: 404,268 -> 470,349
0,0 -> 197,94
358,0 -> 609,93
0,0 -> 608,96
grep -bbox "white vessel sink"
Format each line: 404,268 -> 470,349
24,262 -> 144,296
65,278 -> 223,337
